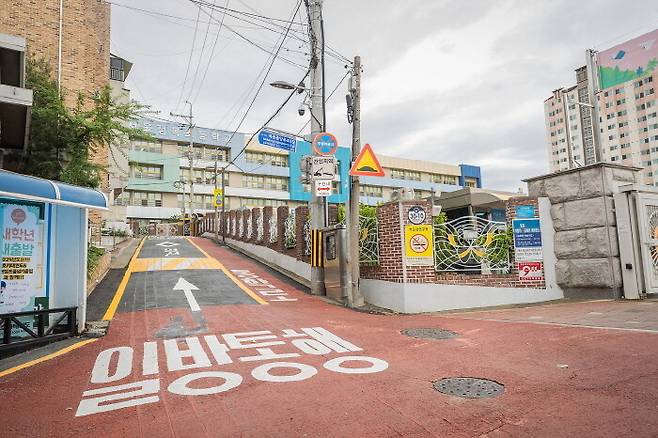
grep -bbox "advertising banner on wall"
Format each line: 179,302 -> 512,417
596,29 -> 658,90
0,200 -> 47,334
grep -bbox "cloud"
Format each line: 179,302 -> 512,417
112,0 -> 658,192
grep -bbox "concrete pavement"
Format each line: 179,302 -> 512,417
1,237 -> 657,437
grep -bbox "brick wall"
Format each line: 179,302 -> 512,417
262,207 -> 273,248
1,0 -> 111,226
361,201 -> 405,282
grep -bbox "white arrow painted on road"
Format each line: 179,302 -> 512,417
173,277 -> 201,312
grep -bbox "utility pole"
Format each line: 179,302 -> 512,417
347,56 -> 364,307
307,0 -> 326,296
171,101 -> 195,235
221,167 -> 226,244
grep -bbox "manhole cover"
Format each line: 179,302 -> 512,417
401,328 -> 458,340
433,377 -> 504,399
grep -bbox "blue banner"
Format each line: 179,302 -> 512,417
512,219 -> 542,248
258,130 -> 296,152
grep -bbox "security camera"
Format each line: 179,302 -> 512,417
298,103 -> 306,117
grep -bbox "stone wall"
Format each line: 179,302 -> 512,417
526,163 -> 641,299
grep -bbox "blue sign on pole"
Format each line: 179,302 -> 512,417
512,219 -> 542,248
515,205 -> 536,219
258,129 -> 297,152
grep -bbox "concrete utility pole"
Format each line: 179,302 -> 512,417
348,55 -> 364,307
307,0 -> 326,296
171,101 -> 195,234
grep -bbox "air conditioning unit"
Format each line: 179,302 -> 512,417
390,188 -> 415,201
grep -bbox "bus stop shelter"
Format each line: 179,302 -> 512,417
0,170 -> 108,352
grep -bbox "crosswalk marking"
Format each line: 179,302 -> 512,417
132,257 -> 224,272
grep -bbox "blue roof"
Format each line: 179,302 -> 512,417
0,170 -> 108,210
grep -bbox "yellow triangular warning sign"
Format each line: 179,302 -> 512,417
349,144 -> 385,177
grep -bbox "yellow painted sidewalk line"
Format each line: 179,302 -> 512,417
186,237 -> 269,305
102,237 -> 146,321
0,338 -> 98,379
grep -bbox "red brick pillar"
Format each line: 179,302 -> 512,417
262,207 -> 273,246
243,210 -> 251,241
295,206 -> 309,261
276,206 -> 289,253
251,208 -> 261,243
229,210 -> 237,238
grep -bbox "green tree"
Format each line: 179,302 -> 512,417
22,57 -> 151,187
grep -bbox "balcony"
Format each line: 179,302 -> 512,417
0,33 -> 33,154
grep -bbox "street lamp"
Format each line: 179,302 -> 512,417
270,80 -> 307,94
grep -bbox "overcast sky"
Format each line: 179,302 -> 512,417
110,0 -> 658,191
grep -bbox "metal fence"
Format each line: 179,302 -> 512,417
284,210 -> 296,249
433,216 -> 511,273
358,215 -> 380,265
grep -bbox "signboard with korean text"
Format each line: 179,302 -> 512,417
258,129 -> 297,152
315,180 -> 332,197
404,224 -> 434,266
311,156 -> 336,180
518,261 -> 544,281
512,218 -> 543,263
312,132 -> 338,156
0,200 -> 47,334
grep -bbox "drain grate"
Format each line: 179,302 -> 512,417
401,328 -> 458,340
433,377 -> 504,399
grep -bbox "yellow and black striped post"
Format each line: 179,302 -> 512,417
311,229 -> 324,267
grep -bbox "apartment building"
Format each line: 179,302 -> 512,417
545,29 -> 658,185
108,114 -> 483,228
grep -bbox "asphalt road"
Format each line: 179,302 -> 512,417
1,237 -> 658,437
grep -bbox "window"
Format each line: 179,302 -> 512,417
129,191 -> 162,207
360,185 -> 383,197
131,163 -> 162,180
389,168 -> 421,181
132,140 -> 163,154
430,174 -> 458,185
238,198 -> 287,208
242,175 -> 289,191
465,179 -> 477,188
110,57 -> 124,81
245,151 -> 288,167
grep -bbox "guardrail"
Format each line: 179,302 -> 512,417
0,307 -> 77,352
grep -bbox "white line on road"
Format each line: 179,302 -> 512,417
174,277 -> 201,312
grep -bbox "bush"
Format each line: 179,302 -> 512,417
87,245 -> 106,279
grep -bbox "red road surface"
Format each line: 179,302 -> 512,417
2,238 -> 658,437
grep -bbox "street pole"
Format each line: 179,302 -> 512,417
188,103 -> 195,219
171,101 -> 195,236
221,167 -> 226,244
348,56 -> 364,307
307,0 -> 325,296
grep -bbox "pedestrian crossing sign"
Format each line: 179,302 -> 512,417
349,143 -> 385,177
213,188 -> 223,207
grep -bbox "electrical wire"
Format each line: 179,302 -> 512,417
190,0 -> 230,104
296,68 -> 350,136
174,6 -> 202,112
212,0 -> 304,165
226,68 -> 310,169
185,0 -> 218,106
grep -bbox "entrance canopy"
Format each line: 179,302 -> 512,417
0,170 -> 108,210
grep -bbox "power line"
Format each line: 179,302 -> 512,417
296,68 -> 350,136
227,68 -> 310,168
185,0 -> 218,106
190,0 -> 230,104
209,0 -> 304,164
174,6 -> 202,112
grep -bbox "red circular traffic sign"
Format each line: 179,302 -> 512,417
410,234 -> 429,253
312,132 -> 338,156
